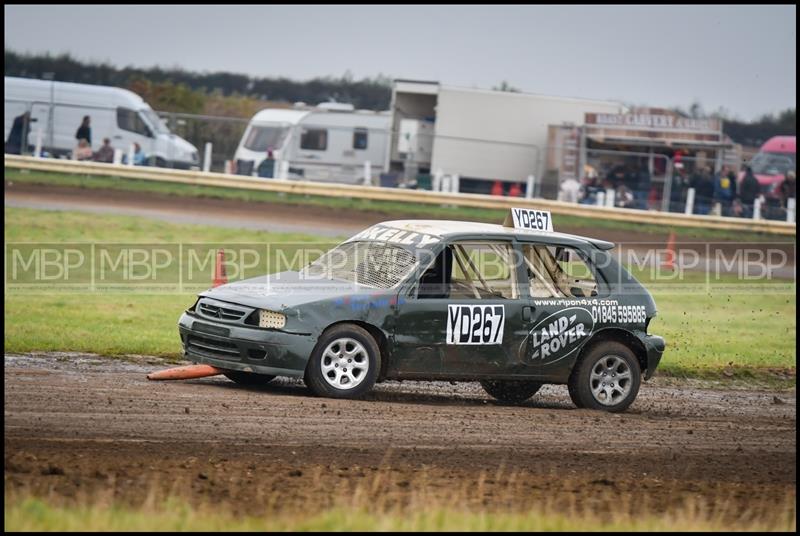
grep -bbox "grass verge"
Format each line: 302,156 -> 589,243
4,494 -> 796,532
6,167 -> 793,242
4,206 -> 796,382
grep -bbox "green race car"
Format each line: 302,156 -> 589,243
178,209 -> 665,412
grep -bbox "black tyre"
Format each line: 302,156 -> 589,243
568,341 -> 641,413
223,371 -> 276,386
480,380 -> 543,404
304,324 -> 381,399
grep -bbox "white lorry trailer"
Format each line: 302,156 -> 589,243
233,103 -> 390,184
388,80 -> 625,194
4,76 -> 199,168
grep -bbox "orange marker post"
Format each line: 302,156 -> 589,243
662,230 -> 676,271
212,248 -> 228,287
147,364 -> 223,381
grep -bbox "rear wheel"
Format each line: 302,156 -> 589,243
223,371 -> 276,386
568,341 -> 641,413
304,324 -> 380,399
480,380 -> 543,404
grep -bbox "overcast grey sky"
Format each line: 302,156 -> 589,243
4,4 -> 796,120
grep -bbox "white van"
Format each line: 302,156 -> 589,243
4,76 -> 199,168
233,103 -> 390,184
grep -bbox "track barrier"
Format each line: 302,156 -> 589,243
4,155 -> 795,236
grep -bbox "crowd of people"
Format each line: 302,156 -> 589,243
4,112 -> 149,166
572,158 -> 796,221
669,163 -> 795,220
577,161 -> 652,210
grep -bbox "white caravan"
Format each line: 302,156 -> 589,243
4,76 -> 199,168
233,103 -> 390,184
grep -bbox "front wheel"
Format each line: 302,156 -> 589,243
568,341 -> 641,413
304,324 -> 381,399
480,380 -> 543,404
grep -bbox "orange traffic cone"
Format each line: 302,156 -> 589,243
491,181 -> 503,196
212,249 -> 228,287
508,183 -> 522,197
662,231 -> 676,271
147,364 -> 223,381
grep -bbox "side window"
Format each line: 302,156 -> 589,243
417,241 -> 518,300
522,244 -> 597,298
300,128 -> 328,151
353,128 -> 368,150
117,108 -> 151,137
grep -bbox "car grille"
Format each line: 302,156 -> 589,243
186,334 -> 240,358
197,299 -> 248,322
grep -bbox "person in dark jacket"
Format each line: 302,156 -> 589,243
75,116 -> 91,147
635,162 -> 652,210
690,166 -> 715,215
93,138 -> 115,163
5,111 -> 33,155
779,171 -> 796,206
257,148 -> 276,178
777,171 -> 796,220
669,165 -> 688,213
713,165 -> 737,217
738,165 -> 761,218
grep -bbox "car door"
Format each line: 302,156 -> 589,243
389,239 -> 528,378
115,107 -> 155,159
517,241 -> 601,380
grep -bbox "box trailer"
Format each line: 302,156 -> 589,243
387,80 -> 625,193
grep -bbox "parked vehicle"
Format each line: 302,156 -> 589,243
741,136 -> 796,200
178,208 -> 665,413
4,76 -> 199,168
233,103 -> 390,184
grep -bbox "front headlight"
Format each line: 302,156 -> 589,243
259,309 -> 286,329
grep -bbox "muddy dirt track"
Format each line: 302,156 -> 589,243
4,353 -> 796,519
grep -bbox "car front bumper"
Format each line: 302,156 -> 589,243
178,312 -> 317,377
641,333 -> 666,380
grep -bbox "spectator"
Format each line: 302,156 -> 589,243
73,138 -> 93,161
93,138 -> 115,163
5,111 -> 34,155
132,143 -> 147,165
635,162 -> 651,210
75,116 -> 91,147
738,165 -> 760,218
123,143 -> 147,165
579,170 -> 602,205
713,165 -> 737,217
606,164 -> 626,189
257,148 -> 276,178
558,176 -> 581,203
778,171 -> 796,217
690,166 -> 715,215
615,184 -> 636,209
669,164 -> 688,213
623,164 -> 639,193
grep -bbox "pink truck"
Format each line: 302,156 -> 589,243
742,136 -> 796,199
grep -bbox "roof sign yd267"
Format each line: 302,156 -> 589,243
507,208 -> 554,232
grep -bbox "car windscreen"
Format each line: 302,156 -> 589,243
140,108 -> 170,135
750,152 -> 796,175
302,241 -> 418,289
244,125 -> 289,152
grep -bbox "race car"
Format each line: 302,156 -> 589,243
177,208 -> 665,412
